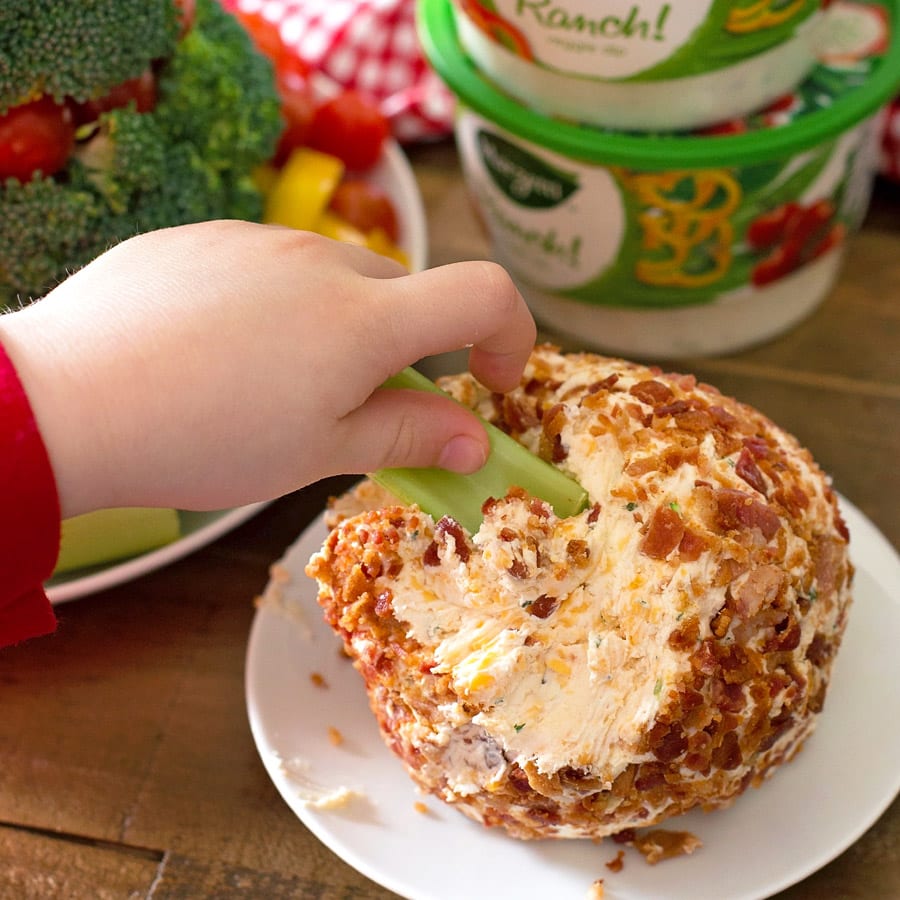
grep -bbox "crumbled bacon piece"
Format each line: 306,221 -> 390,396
529,594 -> 559,618
508,559 -> 529,579
373,590 -> 393,617
674,408 -> 714,433
640,505 -> 685,560
678,527 -> 707,561
714,489 -> 781,540
424,516 -> 470,567
736,447 -> 768,495
708,404 -> 739,430
541,402 -> 569,462
742,435 -> 769,458
655,399 -> 689,418
566,539 -> 591,567
631,829 -> 702,864
730,564 -> 785,618
629,379 -> 674,407
647,722 -> 688,762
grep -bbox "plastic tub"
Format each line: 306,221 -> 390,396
419,0 -> 900,358
452,0 -> 828,131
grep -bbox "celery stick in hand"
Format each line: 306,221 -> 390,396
370,368 -> 588,534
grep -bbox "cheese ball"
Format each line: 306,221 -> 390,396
306,346 -> 852,840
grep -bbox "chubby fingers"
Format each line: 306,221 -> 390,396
330,387 -> 490,477
367,259 -> 536,393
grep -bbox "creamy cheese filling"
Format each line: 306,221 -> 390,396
347,352 -> 843,792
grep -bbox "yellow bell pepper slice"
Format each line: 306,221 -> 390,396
366,227 -> 410,269
315,210 -> 369,246
264,148 -> 344,231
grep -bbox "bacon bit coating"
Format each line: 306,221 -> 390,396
309,672 -> 328,688
327,726 -> 344,747
306,346 -> 853,842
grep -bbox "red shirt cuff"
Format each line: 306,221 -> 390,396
0,339 -> 60,646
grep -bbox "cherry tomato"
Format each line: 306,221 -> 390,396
273,75 -> 317,167
0,96 -> 76,182
174,0 -> 196,37
72,69 -> 158,124
328,179 -> 400,242
230,7 -> 285,62
276,52 -> 311,92
308,90 -> 390,171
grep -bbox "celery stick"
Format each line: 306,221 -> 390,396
54,507 -> 181,574
370,368 -> 588,533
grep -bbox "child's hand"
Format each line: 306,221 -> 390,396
0,221 -> 536,517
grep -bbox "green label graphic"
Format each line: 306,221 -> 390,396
478,130 -> 579,208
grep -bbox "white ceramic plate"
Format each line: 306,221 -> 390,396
45,140 -> 426,605
246,494 -> 900,900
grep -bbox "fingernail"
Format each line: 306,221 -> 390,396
438,435 -> 487,473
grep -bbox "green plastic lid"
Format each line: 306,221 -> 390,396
418,0 -> 900,169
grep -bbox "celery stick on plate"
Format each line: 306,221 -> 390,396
54,507 -> 181,574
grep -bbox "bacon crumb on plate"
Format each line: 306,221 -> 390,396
630,829 -> 703,865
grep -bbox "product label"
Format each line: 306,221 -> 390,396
457,110 -> 874,309
457,0 -> 822,80
459,119 -> 626,290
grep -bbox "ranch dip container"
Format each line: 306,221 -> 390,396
452,0 -> 829,130
420,0 -> 900,358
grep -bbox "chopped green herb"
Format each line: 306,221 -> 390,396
626,501 -> 638,511
513,722 -> 526,732
653,678 -> 663,695
371,367 -> 588,533
809,587 -> 818,602
669,501 -> 681,514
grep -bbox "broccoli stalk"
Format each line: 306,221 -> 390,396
0,0 -> 282,305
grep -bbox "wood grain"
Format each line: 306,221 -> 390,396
1,140 -> 897,900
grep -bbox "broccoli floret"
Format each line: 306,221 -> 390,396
154,2 -> 283,173
0,0 -> 180,112
0,175 -> 109,304
0,0 -> 282,305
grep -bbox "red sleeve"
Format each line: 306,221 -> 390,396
0,340 -> 60,646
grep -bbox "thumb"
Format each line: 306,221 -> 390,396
330,389 -> 489,476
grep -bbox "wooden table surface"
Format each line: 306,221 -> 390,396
2,140 -> 898,899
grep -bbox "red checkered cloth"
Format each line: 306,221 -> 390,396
880,95 -> 900,183
228,0 -> 456,143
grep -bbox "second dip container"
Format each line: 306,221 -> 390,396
420,0 -> 900,358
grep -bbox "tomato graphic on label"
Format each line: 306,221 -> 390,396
748,199 -> 845,286
459,0 -> 535,60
